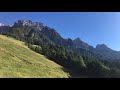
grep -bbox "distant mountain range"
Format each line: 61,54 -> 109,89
0,20 -> 120,61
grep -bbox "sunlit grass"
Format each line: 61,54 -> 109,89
0,35 -> 69,78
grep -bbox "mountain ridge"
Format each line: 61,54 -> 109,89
0,20 -> 117,51
0,19 -> 120,60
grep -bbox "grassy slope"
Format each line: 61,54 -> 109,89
0,35 -> 69,78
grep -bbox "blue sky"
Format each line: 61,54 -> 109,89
0,12 -> 120,51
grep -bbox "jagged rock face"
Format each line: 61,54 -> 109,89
13,20 -> 44,31
14,20 -> 33,27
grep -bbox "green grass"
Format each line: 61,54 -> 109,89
0,35 -> 69,78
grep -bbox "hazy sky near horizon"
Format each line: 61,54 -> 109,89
0,12 -> 120,51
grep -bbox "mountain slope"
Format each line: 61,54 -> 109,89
0,35 -> 69,78
41,26 -> 69,48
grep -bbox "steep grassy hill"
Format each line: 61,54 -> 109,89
0,35 -> 69,78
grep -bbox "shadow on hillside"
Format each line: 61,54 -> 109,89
61,68 -> 88,78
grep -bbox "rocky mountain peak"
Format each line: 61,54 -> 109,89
13,20 -> 44,31
96,44 -> 111,51
74,38 -> 81,41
